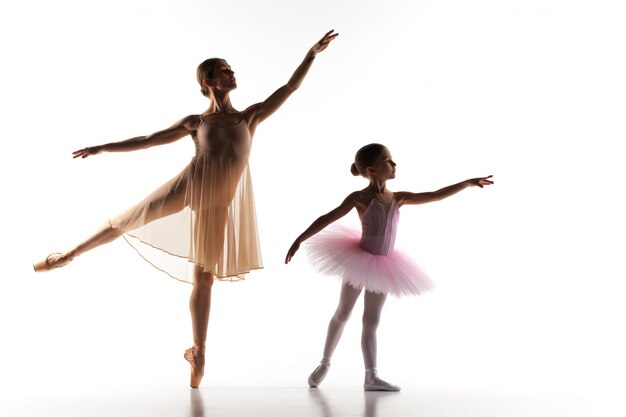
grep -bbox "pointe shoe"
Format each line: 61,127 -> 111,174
363,369 -> 400,392
33,251 -> 75,272
184,347 -> 205,389
307,362 -> 330,388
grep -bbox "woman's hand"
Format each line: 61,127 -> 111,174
466,175 -> 494,188
310,29 -> 339,55
72,145 -> 104,159
285,239 -> 302,264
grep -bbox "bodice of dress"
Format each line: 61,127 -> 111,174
194,118 -> 252,161
359,199 -> 399,256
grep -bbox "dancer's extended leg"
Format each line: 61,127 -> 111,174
361,290 -> 398,391
185,265 -> 214,388
308,282 -> 362,387
33,223 -> 123,271
74,223 -> 123,254
34,174 -> 188,272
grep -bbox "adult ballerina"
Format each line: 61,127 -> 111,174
33,29 -> 338,388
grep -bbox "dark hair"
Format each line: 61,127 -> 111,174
196,58 -> 223,97
351,143 -> 386,177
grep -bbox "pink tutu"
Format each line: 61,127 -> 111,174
305,223 -> 434,297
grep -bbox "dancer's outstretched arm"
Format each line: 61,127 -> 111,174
395,175 -> 494,206
245,29 -> 338,128
285,191 -> 356,264
72,115 -> 199,158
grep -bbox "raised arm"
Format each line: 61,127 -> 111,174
246,30 -> 338,128
72,115 -> 199,159
395,175 -> 494,206
285,191 -> 356,264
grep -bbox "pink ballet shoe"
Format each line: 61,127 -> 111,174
363,368 -> 400,392
184,346 -> 205,389
307,361 -> 330,388
33,251 -> 76,272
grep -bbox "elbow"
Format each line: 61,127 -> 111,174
314,213 -> 333,229
317,214 -> 330,225
142,135 -> 161,149
138,139 -> 153,149
286,81 -> 301,94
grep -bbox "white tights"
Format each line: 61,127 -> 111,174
320,282 -> 388,370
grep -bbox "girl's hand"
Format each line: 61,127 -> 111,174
285,240 -> 301,264
72,145 -> 103,159
310,30 -> 339,55
466,175 -> 494,188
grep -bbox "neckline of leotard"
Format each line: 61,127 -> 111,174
363,197 -> 397,219
198,115 -> 246,128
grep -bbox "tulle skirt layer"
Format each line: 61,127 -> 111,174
110,153 -> 262,283
305,224 -> 434,297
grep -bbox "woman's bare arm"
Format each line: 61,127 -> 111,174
245,30 -> 338,129
72,115 -> 198,158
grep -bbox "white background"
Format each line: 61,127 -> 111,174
1,0 -> 625,412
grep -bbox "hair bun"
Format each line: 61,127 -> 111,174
350,163 -> 359,176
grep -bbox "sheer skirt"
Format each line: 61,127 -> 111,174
110,153 -> 263,283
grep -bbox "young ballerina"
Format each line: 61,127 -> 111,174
285,143 -> 493,391
32,30 -> 338,388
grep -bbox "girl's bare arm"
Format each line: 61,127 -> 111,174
395,175 -> 493,206
285,191 -> 357,264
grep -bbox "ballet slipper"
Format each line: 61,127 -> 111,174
363,369 -> 400,392
184,346 -> 205,389
33,251 -> 76,272
307,361 -> 330,388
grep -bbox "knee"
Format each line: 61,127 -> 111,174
146,200 -> 163,216
333,309 -> 352,323
362,313 -> 381,329
194,270 -> 214,288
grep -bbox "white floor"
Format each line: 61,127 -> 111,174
2,384 -> 622,417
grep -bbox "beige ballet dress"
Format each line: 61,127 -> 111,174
110,117 -> 262,283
